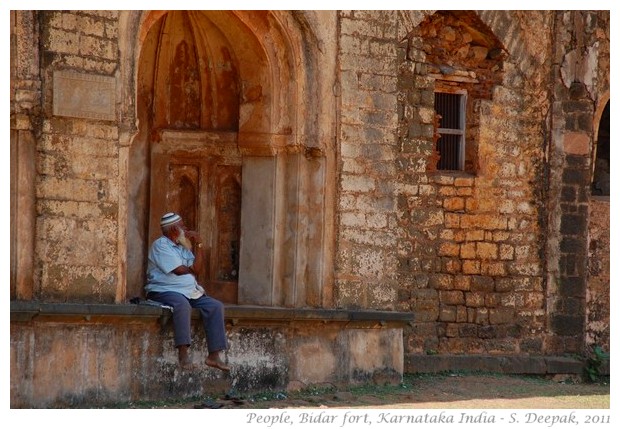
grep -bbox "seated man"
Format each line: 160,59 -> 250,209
145,212 -> 230,372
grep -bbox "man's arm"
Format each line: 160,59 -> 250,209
171,230 -> 204,278
171,265 -> 193,275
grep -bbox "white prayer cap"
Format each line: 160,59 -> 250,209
160,212 -> 182,227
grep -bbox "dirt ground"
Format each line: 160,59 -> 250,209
154,373 -> 610,410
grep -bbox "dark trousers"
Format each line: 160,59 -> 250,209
147,291 -> 228,352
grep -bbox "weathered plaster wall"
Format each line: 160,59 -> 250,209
10,313 -> 403,408
586,12 -> 610,357
122,10 -> 338,306
10,11 -> 40,301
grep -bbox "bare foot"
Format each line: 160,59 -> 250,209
179,361 -> 198,371
178,345 -> 196,370
206,357 -> 231,372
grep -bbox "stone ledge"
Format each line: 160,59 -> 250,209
405,354 -> 587,375
10,300 -> 414,326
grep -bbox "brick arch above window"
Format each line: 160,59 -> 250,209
413,10 -> 507,100
406,11 -> 507,174
399,10 -> 548,87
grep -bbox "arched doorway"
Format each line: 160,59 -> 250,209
126,11 -> 332,308
140,11 -> 249,303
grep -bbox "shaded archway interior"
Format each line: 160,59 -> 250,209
592,101 -> 610,196
137,11 -> 266,303
132,10 -> 310,305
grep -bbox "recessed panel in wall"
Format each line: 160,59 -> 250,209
53,70 -> 116,121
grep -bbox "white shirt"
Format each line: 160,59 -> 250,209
145,236 -> 204,299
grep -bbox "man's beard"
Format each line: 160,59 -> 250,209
177,228 -> 192,250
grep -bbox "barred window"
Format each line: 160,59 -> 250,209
435,92 -> 466,171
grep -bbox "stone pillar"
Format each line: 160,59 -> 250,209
10,11 -> 40,300
547,11 -> 600,354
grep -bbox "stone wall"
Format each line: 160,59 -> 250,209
11,11 -> 40,301
546,10 -> 610,355
10,9 -> 610,407
335,10 -> 402,310
34,11 -> 122,303
586,199 -> 610,351
334,10 -> 609,358
333,11 -> 552,355
401,12 -> 550,356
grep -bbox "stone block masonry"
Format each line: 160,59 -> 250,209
334,11 -> 553,356
336,11 -> 402,310
545,11 -> 609,355
392,11 -> 549,356
35,11 -> 121,302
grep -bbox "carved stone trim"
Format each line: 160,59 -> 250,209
156,129 -> 241,160
238,132 -> 295,156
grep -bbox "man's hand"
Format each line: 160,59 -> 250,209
171,265 -> 193,276
180,229 -> 204,279
184,230 -> 203,246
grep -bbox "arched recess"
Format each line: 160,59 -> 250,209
591,96 -> 610,196
121,11 -> 333,309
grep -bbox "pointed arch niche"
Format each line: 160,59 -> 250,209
124,11 -> 333,308
591,98 -> 610,197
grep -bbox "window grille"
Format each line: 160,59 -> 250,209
435,92 -> 466,170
